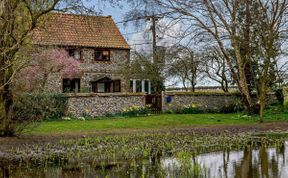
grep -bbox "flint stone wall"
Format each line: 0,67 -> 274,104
162,92 -> 277,112
45,48 -> 130,93
66,93 -> 145,117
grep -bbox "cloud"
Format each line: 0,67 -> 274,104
128,18 -> 182,52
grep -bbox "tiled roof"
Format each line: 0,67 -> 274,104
32,13 -> 130,49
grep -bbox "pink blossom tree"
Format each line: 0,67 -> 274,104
14,48 -> 81,92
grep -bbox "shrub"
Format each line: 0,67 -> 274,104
166,98 -> 244,114
272,88 -> 284,103
265,102 -> 286,114
118,105 -> 150,117
9,93 -> 68,134
181,104 -> 204,114
220,98 -> 244,113
170,104 -> 204,114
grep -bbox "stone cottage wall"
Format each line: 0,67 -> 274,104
162,92 -> 277,112
45,48 -> 129,93
66,93 -> 145,117
79,48 -> 129,92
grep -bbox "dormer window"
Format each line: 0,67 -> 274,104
95,49 -> 110,61
67,48 -> 82,61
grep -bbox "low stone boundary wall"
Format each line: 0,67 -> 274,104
65,91 -> 278,117
162,92 -> 277,112
66,93 -> 146,117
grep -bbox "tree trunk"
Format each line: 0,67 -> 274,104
191,82 -> 195,92
258,80 -> 266,123
221,80 -> 229,93
0,85 -> 14,136
238,78 -> 253,111
259,99 -> 265,123
2,84 -> 13,136
0,64 -> 14,136
191,85 -> 195,92
40,72 -> 49,92
182,77 -> 187,92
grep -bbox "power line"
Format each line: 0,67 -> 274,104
129,42 -> 152,46
129,39 -> 151,41
115,11 -> 177,24
122,30 -> 146,36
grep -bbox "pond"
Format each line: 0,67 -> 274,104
1,141 -> 288,178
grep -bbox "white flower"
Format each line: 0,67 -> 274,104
78,117 -> 85,121
62,117 -> 71,121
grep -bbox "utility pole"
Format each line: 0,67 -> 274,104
149,15 -> 161,93
148,15 -> 166,94
150,15 -> 157,65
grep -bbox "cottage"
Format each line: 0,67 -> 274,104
32,13 -> 151,94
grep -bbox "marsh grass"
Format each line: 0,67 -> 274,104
1,132 -> 287,169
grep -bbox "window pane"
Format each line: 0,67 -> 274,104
95,51 -> 102,60
103,51 -> 109,55
63,78 -> 80,93
95,49 -> 110,61
74,50 -> 81,60
113,80 -> 120,92
130,80 -> 133,92
97,83 -> 105,92
145,80 -> 149,93
136,80 -> 141,92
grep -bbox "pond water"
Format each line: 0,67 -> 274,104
1,142 -> 288,178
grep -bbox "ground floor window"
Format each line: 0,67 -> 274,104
96,83 -> 106,93
130,79 -> 151,94
63,78 -> 80,93
92,77 -> 121,93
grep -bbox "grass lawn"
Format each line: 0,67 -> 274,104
26,112 -> 288,135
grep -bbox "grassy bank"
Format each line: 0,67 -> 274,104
27,112 -> 288,135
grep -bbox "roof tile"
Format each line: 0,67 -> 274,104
32,13 -> 130,49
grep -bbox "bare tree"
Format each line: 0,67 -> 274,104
155,0 -> 288,121
168,46 -> 203,92
248,0 -> 288,120
274,59 -> 288,87
201,47 -> 231,92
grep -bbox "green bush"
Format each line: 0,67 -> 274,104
177,107 -> 204,114
220,98 -> 244,113
10,93 -> 68,134
274,88 -> 284,103
170,104 -> 205,114
166,98 -> 244,114
265,102 -> 286,114
112,106 -> 150,117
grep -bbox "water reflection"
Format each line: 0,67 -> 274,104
1,142 -> 288,178
162,141 -> 288,178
